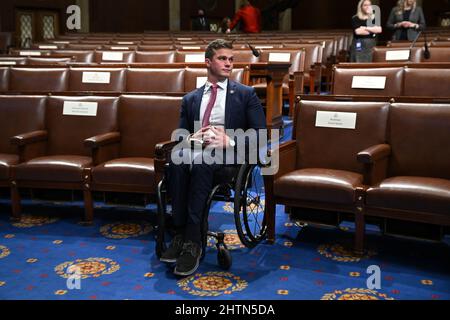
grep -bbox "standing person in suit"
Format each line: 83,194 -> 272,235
387,0 -> 426,41
160,39 -> 266,276
227,0 -> 262,33
192,9 -> 210,31
350,0 -> 382,62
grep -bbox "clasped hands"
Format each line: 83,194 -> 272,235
397,21 -> 418,28
188,126 -> 231,149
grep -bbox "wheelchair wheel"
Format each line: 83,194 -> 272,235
217,244 -> 232,270
233,163 -> 267,248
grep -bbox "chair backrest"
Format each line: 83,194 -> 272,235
0,67 -> 9,91
259,49 -> 305,83
134,51 -> 176,63
372,47 -> 423,63
0,95 -> 47,154
94,51 -> 135,63
118,95 -> 182,157
46,96 -> 119,156
333,67 -> 404,96
9,68 -> 69,92
388,103 -> 450,180
26,57 -> 72,65
404,68 -> 450,97
69,68 -> 126,92
51,50 -> 95,63
296,100 -> 389,173
426,47 -> 450,62
126,68 -> 185,92
175,51 -> 204,63
232,50 -> 260,63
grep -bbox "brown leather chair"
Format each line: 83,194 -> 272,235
332,67 -> 404,96
426,47 -> 450,62
0,67 -> 9,91
134,51 -> 176,63
0,57 -> 27,65
126,68 -> 185,92
10,96 -> 120,223
66,44 -> 103,50
175,51 -> 204,63
87,95 -> 182,217
69,67 -> 126,92
51,50 -> 95,63
9,67 -> 69,92
265,100 -> 390,252
364,103 -> 450,238
372,47 -> 423,63
404,68 -> 450,97
26,57 -> 73,65
232,50 -> 260,64
0,95 -> 47,190
137,45 -> 176,51
94,51 -> 136,63
102,45 -> 138,51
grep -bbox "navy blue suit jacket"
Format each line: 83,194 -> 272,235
178,80 -> 266,134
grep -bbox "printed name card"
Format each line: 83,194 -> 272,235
82,72 -> 111,84
177,38 -> 192,41
351,76 -> 386,90
182,46 -> 201,50
385,50 -> 410,61
180,41 -> 196,45
110,46 -> 130,50
268,52 -> 291,62
196,77 -> 207,88
102,51 -> 123,61
315,111 -> 357,129
19,51 -> 41,56
63,101 -> 98,117
38,45 -> 57,49
117,41 -> 134,45
53,41 -> 70,44
185,54 -> 204,63
0,61 -> 16,65
255,45 -> 273,49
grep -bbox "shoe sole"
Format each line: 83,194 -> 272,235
160,257 -> 177,263
173,249 -> 202,276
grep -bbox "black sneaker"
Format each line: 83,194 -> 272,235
160,234 -> 184,263
174,241 -> 202,276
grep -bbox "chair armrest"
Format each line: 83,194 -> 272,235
155,140 -> 179,161
84,132 -> 121,149
268,140 -> 297,181
357,144 -> 391,164
357,144 -> 391,185
10,130 -> 48,146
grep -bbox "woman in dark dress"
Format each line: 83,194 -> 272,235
350,0 -> 382,62
386,0 -> 426,41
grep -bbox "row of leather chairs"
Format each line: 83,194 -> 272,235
0,94 -> 182,223
265,97 -> 450,252
332,64 -> 450,97
372,46 -> 450,63
0,66 -> 246,93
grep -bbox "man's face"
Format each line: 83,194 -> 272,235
206,48 -> 234,81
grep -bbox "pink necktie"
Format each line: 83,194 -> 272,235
202,83 -> 218,127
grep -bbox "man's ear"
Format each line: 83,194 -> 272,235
205,57 -> 211,67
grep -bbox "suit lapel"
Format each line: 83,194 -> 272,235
225,80 -> 236,129
193,86 -> 205,123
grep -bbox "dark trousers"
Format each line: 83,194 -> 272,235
168,158 -> 224,244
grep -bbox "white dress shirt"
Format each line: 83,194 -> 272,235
199,78 -> 227,127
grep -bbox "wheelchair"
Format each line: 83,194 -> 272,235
155,161 -> 267,270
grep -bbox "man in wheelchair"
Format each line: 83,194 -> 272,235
159,39 -> 266,276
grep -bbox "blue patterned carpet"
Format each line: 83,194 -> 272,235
0,120 -> 449,300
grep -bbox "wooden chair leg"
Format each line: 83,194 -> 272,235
82,189 -> 94,226
10,181 -> 21,222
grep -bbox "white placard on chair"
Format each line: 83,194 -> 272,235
182,46 -> 201,50
117,41 -> 134,45
385,50 -> 410,61
0,61 -> 16,65
269,52 -> 291,62
351,76 -> 386,89
110,46 -> 130,50
19,51 -> 41,56
315,111 -> 357,129
63,101 -> 98,117
39,45 -> 58,49
82,72 -> 111,84
185,54 -> 204,63
102,51 -> 123,61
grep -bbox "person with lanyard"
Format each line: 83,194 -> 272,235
387,0 -> 426,41
350,0 -> 382,62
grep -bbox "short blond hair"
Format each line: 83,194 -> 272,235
395,0 -> 417,15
